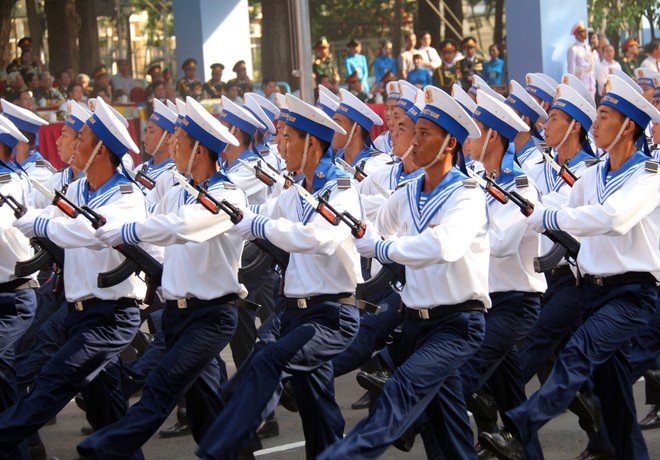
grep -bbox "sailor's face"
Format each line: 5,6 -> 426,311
173,129 -> 195,171
70,124 -> 96,171
331,112 -> 354,151
143,121 -> 166,156
392,115 -> 415,157
56,124 -> 77,165
282,125 -> 305,172
411,118 -> 446,167
543,108 -> 573,149
591,105 -> 626,149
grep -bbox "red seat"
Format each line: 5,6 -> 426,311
130,87 -> 146,103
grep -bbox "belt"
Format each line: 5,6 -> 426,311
166,293 -> 239,310
0,278 -> 38,293
68,297 -> 139,312
285,293 -> 356,310
401,299 -> 485,320
583,272 -> 656,287
548,265 -> 573,277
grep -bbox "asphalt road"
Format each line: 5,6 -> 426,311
37,346 -> 660,460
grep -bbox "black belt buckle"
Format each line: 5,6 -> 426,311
591,275 -> 605,287
72,300 -> 85,311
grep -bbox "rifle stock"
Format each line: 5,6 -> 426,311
356,262 -> 406,303
533,243 -> 568,273
14,238 -> 65,277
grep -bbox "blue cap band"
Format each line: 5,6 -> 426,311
3,113 -> 40,135
243,105 -> 268,134
277,108 -> 289,122
386,93 -> 400,102
86,114 -> 127,157
148,112 -> 175,133
336,103 -> 374,131
600,92 -> 652,129
318,103 -> 336,119
637,77 -> 654,87
551,99 -> 593,131
405,105 -> 422,123
505,94 -> 540,122
181,114 -> 228,153
285,112 -> 335,143
219,110 -> 258,137
175,115 -> 185,127
395,99 -> 413,111
65,114 -> 86,132
0,133 -> 18,148
419,105 -> 469,144
473,106 -> 518,141
525,85 -> 553,104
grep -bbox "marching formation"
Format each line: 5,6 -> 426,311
0,46 -> 659,460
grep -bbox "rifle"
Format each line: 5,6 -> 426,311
467,169 -> 580,272
355,260 -> 406,309
238,158 -> 295,190
76,205 -> 162,305
125,166 -> 156,191
0,193 -> 65,285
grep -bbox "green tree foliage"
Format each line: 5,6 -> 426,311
589,0 -> 660,46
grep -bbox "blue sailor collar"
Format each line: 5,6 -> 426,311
148,157 -> 174,173
566,149 -> 592,169
393,160 -> 424,184
602,150 -> 648,182
307,147 -> 349,192
199,169 -> 233,189
495,151 -> 525,185
0,158 -> 15,174
19,149 -> 44,167
83,171 -> 130,203
226,148 -> 258,173
416,166 -> 466,201
515,137 -> 537,165
336,145 -> 378,168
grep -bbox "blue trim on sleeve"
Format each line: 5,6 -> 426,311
375,239 -> 394,265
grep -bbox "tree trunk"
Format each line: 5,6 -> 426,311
444,0 -> 463,43
417,0 -> 440,48
25,0 -> 43,63
261,0 -> 295,90
392,0 -> 402,59
494,0 -> 504,49
76,0 -> 100,75
44,0 -> 80,74
0,0 -> 17,71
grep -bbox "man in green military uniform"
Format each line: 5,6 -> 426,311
432,40 -> 462,94
202,63 -> 225,99
457,36 -> 484,90
313,37 -> 340,93
620,38 -> 641,78
176,58 -> 203,100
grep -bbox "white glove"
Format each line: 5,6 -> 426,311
352,222 -> 381,259
95,224 -> 126,247
12,208 -> 42,238
229,206 -> 258,240
526,201 -> 547,233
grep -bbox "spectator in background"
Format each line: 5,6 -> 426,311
176,58 -> 203,100
373,40 -> 397,83
432,39 -> 461,93
23,72 -> 39,94
314,74 -> 337,101
595,43 -> 621,98
620,38 -> 641,77
417,31 -> 441,71
483,43 -> 504,86
345,38 -> 369,93
75,73 -> 92,98
110,58 -> 137,99
255,76 -> 279,103
18,50 -> 40,76
145,64 -> 164,104
225,81 -> 243,105
398,32 -> 417,80
57,82 -> 86,118
227,60 -> 254,97
145,81 -> 167,117
13,88 -> 34,110
457,36 -> 484,90
55,69 -> 71,100
567,20 -> 596,98
202,63 -> 225,99
640,39 -> 660,72
2,71 -> 25,101
589,32 -> 601,65
366,81 -> 387,104
313,36 -> 340,92
33,71 -> 63,105
346,70 -> 368,102
406,51 -> 432,88
91,65 -> 113,101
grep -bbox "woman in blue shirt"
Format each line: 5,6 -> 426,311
483,44 -> 505,86
373,40 -> 397,83
346,38 -> 370,92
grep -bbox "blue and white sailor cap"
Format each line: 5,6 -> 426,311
64,100 -> 92,132
419,86 -> 480,145
506,80 -> 548,121
473,76 -> 506,103
525,73 -> 555,105
386,81 -> 400,101
85,97 -> 139,157
336,88 -> 384,132
182,96 -> 239,152
607,67 -> 643,95
405,87 -> 426,123
474,89 -> 530,141
654,73 -> 660,99
317,85 -> 340,118
219,95 -> 265,137
452,84 -> 477,115
468,74 -> 489,97
0,115 -> 28,148
534,73 -> 558,92
175,98 -> 187,126
166,99 -> 177,113
88,98 -> 128,128
561,73 -> 596,108
275,93 -> 289,121
0,98 -> 48,134
635,67 -> 656,88
245,92 -> 280,125
395,80 -> 418,110
284,93 -> 345,143
148,98 -> 177,133
551,84 -> 597,131
600,75 -> 660,128
243,93 -> 276,135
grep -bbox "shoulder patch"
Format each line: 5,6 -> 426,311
645,160 -> 658,174
336,177 -> 351,189
462,179 -> 477,188
514,175 -> 529,188
35,158 -> 57,173
0,173 -> 10,184
258,148 -> 271,157
584,158 -> 600,167
396,178 -> 416,191
119,183 -> 134,194
222,182 -> 237,190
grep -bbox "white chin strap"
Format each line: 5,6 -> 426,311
400,144 -> 413,161
299,133 -> 310,176
222,126 -> 237,155
422,135 -> 452,170
477,128 -> 493,163
185,140 -> 200,176
604,117 -> 629,152
150,131 -> 168,156
555,119 -> 576,151
81,140 -> 103,176
343,122 -> 358,150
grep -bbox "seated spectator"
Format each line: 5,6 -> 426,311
75,73 -> 92,98
110,58 -> 137,99
226,60 -> 254,97
202,63 -> 225,99
406,51 -> 433,88
2,71 -> 25,100
145,81 -> 167,117
91,65 -> 113,100
483,43 -> 505,86
13,88 -> 34,110
54,69 -> 71,100
225,81 -> 243,105
373,39 -> 397,83
18,50 -> 40,75
366,81 -> 387,103
255,76 -> 279,103
176,58 -> 203,100
346,70 -> 368,102
314,74 -> 338,101
33,71 -> 64,105
24,72 -> 39,93
57,82 -> 86,118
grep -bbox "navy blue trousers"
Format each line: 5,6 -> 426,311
196,301 -> 359,460
518,272 -> 582,383
77,302 -> 238,460
0,300 -> 139,459
318,310 -> 485,460
14,276 -> 59,357
504,282 -> 658,460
